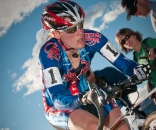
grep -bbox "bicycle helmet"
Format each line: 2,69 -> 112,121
41,0 -> 85,30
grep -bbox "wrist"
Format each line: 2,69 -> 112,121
78,93 -> 85,106
96,78 -> 108,90
77,96 -> 83,106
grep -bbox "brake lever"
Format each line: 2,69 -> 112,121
88,82 -> 105,105
115,75 -> 150,90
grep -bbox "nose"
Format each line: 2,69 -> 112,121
76,27 -> 83,35
125,39 -> 130,45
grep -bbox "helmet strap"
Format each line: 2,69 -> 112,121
60,40 -> 79,58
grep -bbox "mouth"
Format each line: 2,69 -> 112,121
139,15 -> 144,17
77,37 -> 85,48
138,13 -> 145,18
128,42 -> 132,47
77,37 -> 84,42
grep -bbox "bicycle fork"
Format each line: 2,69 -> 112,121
108,113 -> 145,130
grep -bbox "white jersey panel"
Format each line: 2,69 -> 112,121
43,67 -> 63,88
100,41 -> 121,63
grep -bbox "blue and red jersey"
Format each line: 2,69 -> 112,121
38,29 -> 138,123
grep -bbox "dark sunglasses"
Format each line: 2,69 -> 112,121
130,0 -> 137,15
121,34 -> 132,45
64,20 -> 84,34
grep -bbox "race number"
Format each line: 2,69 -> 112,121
100,41 -> 121,63
43,67 -> 62,88
49,69 -> 57,84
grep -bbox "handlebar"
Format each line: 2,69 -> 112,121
114,75 -> 148,90
88,75 -> 150,130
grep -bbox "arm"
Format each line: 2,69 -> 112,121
97,35 -> 151,79
85,30 -> 138,76
99,41 -> 138,76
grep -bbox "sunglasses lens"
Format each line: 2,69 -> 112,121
126,34 -> 132,40
121,39 -> 126,45
65,26 -> 77,34
65,21 -> 84,34
125,36 -> 129,40
121,34 -> 132,45
78,21 -> 83,29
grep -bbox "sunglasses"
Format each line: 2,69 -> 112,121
121,34 -> 132,45
64,20 -> 84,34
130,0 -> 137,15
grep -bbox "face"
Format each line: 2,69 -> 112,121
118,34 -> 138,50
60,18 -> 85,49
134,0 -> 149,17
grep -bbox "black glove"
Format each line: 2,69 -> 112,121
78,90 -> 97,105
95,78 -> 109,90
134,64 -> 151,80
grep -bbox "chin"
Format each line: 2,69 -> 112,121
78,42 -> 85,48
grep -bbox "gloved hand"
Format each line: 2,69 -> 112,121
134,64 -> 151,80
95,78 -> 109,90
78,90 -> 97,105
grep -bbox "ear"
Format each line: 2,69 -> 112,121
50,31 -> 62,40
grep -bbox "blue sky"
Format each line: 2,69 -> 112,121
0,0 -> 156,130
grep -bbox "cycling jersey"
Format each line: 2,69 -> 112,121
38,29 -> 138,129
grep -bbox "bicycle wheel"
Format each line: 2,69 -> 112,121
142,111 -> 156,130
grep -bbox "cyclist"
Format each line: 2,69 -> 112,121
38,1 -> 151,129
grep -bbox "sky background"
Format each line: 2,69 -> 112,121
0,0 -> 156,130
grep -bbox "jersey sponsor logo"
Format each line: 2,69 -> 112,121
85,32 -> 102,46
123,57 -> 131,61
69,78 -> 80,95
43,67 -> 62,88
62,67 -> 77,82
62,60 -> 90,82
44,42 -> 60,61
100,41 -> 121,63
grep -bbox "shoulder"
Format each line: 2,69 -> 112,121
39,38 -> 62,60
84,29 -> 108,45
40,38 -> 61,52
143,37 -> 156,43
84,29 -> 106,38
142,37 -> 156,48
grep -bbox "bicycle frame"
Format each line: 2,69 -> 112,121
131,87 -> 156,110
89,75 -> 156,130
109,85 -> 156,130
